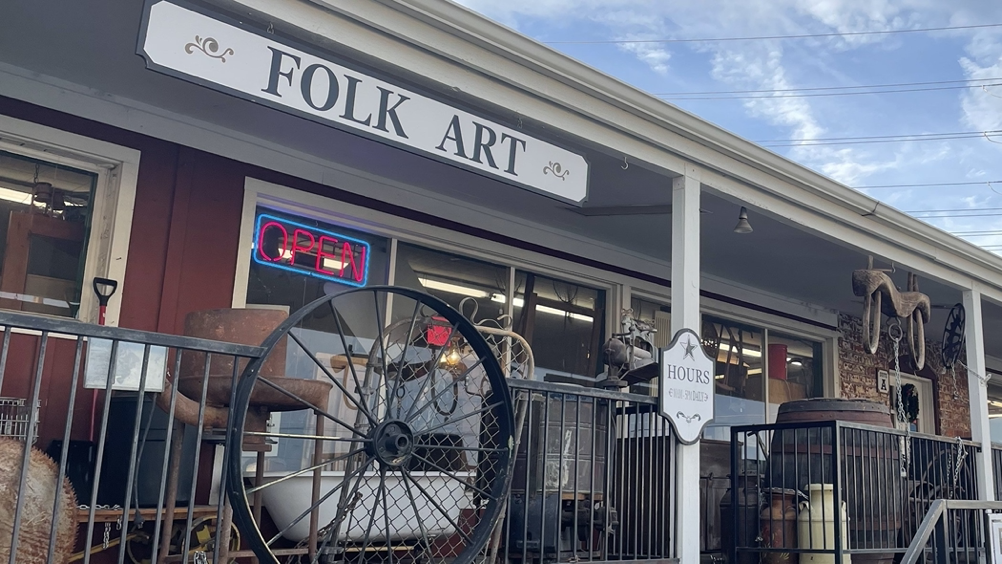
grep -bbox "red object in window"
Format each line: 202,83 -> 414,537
426,317 -> 451,346
768,344 -> 788,380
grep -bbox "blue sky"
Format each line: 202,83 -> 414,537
455,0 -> 1002,252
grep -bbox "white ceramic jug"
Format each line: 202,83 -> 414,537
797,484 -> 850,564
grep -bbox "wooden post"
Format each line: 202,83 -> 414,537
963,287 -> 995,501
671,166 -> 702,564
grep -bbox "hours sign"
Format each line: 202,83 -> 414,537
660,328 -> 715,444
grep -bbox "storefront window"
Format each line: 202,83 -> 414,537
245,207 -> 391,472
0,151 -> 96,317
701,316 -> 765,442
766,332 -> 823,422
629,296 -> 670,396
392,243 -> 508,326
513,271 -> 605,385
987,382 -> 1002,443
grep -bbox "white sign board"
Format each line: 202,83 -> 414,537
659,328 -> 714,444
138,0 -> 589,205
84,339 -> 168,392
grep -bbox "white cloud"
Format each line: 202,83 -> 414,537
959,55 -> 1002,133
619,41 -> 672,74
456,0 -> 1002,242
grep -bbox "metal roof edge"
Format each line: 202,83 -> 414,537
372,0 -> 1002,288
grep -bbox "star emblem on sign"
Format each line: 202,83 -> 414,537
683,338 -> 697,360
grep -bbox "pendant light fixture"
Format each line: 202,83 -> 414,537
733,206 -> 753,234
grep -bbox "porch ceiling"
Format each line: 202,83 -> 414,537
3,0 -> 1002,360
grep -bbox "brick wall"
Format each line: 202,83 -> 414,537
838,312 -> 971,438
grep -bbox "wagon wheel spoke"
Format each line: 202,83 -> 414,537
400,469 -> 475,546
266,456 -> 373,546
248,447 -> 366,495
287,329 -> 377,425
228,287 -> 513,564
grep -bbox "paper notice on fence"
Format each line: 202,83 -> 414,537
83,339 -> 168,392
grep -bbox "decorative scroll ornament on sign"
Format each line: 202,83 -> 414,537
184,35 -> 233,62
543,161 -> 570,180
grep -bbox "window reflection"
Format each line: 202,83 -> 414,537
987,382 -> 1002,443
392,243 -> 508,326
701,316 -> 765,441
514,272 -> 605,385
0,151 -> 96,317
628,296 -> 670,396
766,332 -> 823,422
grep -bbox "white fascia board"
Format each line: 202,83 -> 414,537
219,0 -> 1002,297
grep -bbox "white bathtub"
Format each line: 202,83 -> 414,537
257,470 -> 472,542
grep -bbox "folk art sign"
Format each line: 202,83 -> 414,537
138,0 -> 589,205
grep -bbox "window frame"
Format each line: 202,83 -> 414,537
233,178 -> 836,393
232,178 -> 621,364
0,116 -> 139,326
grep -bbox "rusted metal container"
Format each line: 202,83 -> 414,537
760,487 -> 799,564
177,308 -> 289,405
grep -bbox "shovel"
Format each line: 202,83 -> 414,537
47,277 -> 119,504
89,278 -> 118,441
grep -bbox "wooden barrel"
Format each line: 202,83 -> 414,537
767,399 -> 901,564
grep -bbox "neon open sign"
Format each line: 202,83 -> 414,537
253,213 -> 370,287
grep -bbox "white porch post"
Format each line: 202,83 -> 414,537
963,286 -> 994,500
671,166 -> 701,563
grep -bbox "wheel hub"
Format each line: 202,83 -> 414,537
367,420 -> 415,467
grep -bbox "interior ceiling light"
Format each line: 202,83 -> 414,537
734,206 -> 753,234
417,278 -> 489,299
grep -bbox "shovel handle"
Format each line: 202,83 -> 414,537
92,277 -> 118,308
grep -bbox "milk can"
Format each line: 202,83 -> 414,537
760,488 -> 800,564
797,484 -> 849,564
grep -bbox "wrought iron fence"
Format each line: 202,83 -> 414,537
993,444 -> 1002,500
729,420 -> 980,564
0,309 -> 264,564
502,379 -> 677,564
0,305 -> 679,564
700,474 -> 727,558
898,499 -> 1002,564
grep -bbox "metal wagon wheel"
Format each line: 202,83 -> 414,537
941,303 -> 965,370
227,286 -> 514,564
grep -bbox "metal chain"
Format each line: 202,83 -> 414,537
953,437 -> 968,489
959,360 -> 993,386
194,551 -> 208,564
889,319 -> 910,477
103,522 -> 111,549
950,366 -> 960,400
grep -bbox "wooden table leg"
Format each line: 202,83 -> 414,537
157,429 -> 185,564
